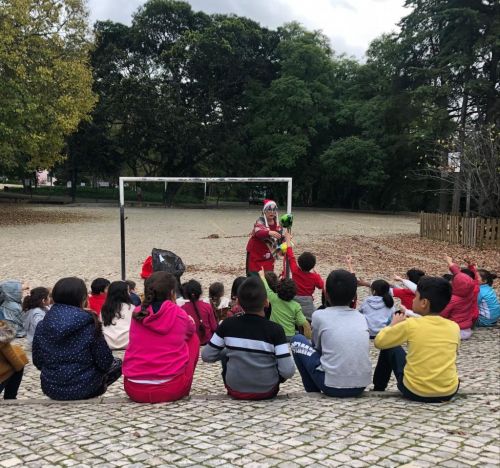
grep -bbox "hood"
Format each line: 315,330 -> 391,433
366,296 -> 388,310
452,272 -> 475,298
0,321 -> 15,344
42,303 -> 95,340
0,280 -> 22,305
139,300 -> 180,334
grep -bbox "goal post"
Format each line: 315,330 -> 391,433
118,177 -> 293,280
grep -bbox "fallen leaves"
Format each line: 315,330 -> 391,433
0,204 -> 98,226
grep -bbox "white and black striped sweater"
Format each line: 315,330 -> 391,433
201,314 -> 295,394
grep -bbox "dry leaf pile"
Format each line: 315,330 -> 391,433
0,204 -> 97,226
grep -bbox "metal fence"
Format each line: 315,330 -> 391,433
420,212 -> 500,248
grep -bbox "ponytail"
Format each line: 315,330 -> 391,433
22,287 -> 50,312
133,272 -> 176,322
371,279 -> 394,308
182,280 -> 206,337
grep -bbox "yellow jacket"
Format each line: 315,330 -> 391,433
0,321 -> 28,383
375,315 -> 460,397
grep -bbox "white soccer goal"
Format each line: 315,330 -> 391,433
118,177 -> 293,279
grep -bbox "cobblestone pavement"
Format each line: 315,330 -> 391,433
1,328 -> 499,467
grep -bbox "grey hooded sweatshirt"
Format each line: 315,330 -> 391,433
0,281 -> 25,338
359,296 -> 395,337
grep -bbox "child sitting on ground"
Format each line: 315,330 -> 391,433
259,269 -> 311,341
88,278 -> 110,315
202,276 -> 295,400
290,269 -> 371,398
0,280 -> 28,338
476,269 -> 500,327
0,320 -> 28,399
373,276 -> 459,403
33,277 -> 122,400
283,231 -> 324,320
182,280 -> 218,345
359,280 -> 395,338
391,269 -> 426,309
208,282 -> 230,321
227,277 -> 246,318
440,255 -> 476,340
22,287 -> 51,350
101,281 -> 135,350
125,280 -> 141,307
123,272 -> 199,403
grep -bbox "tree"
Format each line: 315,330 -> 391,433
0,0 -> 96,172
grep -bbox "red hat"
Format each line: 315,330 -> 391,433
263,199 -> 277,211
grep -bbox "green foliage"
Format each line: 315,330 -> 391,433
0,0 -> 96,171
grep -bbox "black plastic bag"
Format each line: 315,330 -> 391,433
151,248 -> 186,277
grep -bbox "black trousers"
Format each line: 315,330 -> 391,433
0,368 -> 24,399
373,346 -> 458,403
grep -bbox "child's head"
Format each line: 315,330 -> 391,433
183,279 -> 202,302
325,269 -> 357,307
298,252 -> 316,272
413,276 -> 452,315
407,268 -> 425,284
91,278 -> 110,295
230,276 -> 246,300
209,282 -> 224,300
134,272 -> 177,321
264,271 -> 278,293
371,279 -> 394,309
277,278 -> 297,302
22,287 -> 50,312
478,269 -> 497,286
125,280 -> 136,292
52,277 -> 88,308
101,281 -> 131,327
442,273 -> 453,282
238,277 -> 267,314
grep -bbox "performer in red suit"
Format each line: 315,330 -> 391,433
246,199 -> 284,276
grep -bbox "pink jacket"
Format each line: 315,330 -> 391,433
441,264 -> 475,329
123,301 -> 195,380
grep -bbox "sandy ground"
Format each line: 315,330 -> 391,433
0,205 -> 420,298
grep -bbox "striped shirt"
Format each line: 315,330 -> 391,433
201,313 -> 295,394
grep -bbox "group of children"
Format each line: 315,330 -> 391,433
0,232 -> 499,404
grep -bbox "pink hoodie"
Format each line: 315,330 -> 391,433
123,301 -> 196,381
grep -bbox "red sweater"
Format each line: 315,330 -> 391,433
286,247 -> 324,297
392,288 -> 415,310
441,264 -> 475,329
88,294 -> 106,315
182,301 -> 217,345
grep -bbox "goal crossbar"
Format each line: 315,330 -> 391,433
118,177 -> 293,279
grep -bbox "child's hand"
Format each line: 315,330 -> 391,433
399,305 -> 408,314
258,268 -> 265,278
393,275 -> 403,282
444,254 -> 453,266
391,311 -> 406,326
464,257 -> 475,266
269,231 -> 281,239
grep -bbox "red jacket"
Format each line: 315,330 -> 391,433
392,288 -> 415,310
246,218 -> 282,273
441,264 -> 476,329
286,247 -> 323,296
468,264 -> 480,322
88,293 -> 106,315
141,256 -> 153,279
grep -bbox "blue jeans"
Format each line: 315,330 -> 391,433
290,335 -> 365,398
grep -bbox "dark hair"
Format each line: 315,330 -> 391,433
298,252 -> 316,272
125,280 -> 136,290
134,272 -> 176,321
478,269 -> 497,286
101,281 -> 131,327
91,278 -> 110,295
277,278 -> 297,302
461,268 -> 475,280
371,279 -> 394,308
325,269 -> 357,307
182,279 -> 206,337
53,277 -> 102,333
264,271 -> 278,293
209,282 -> 224,300
238,277 -> 267,314
442,273 -> 453,282
52,277 -> 88,308
417,276 -> 452,313
231,277 -> 246,300
407,268 -> 425,284
22,287 -> 50,312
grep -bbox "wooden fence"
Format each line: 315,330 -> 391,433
420,213 -> 500,248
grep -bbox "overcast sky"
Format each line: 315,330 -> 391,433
88,0 -> 410,59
